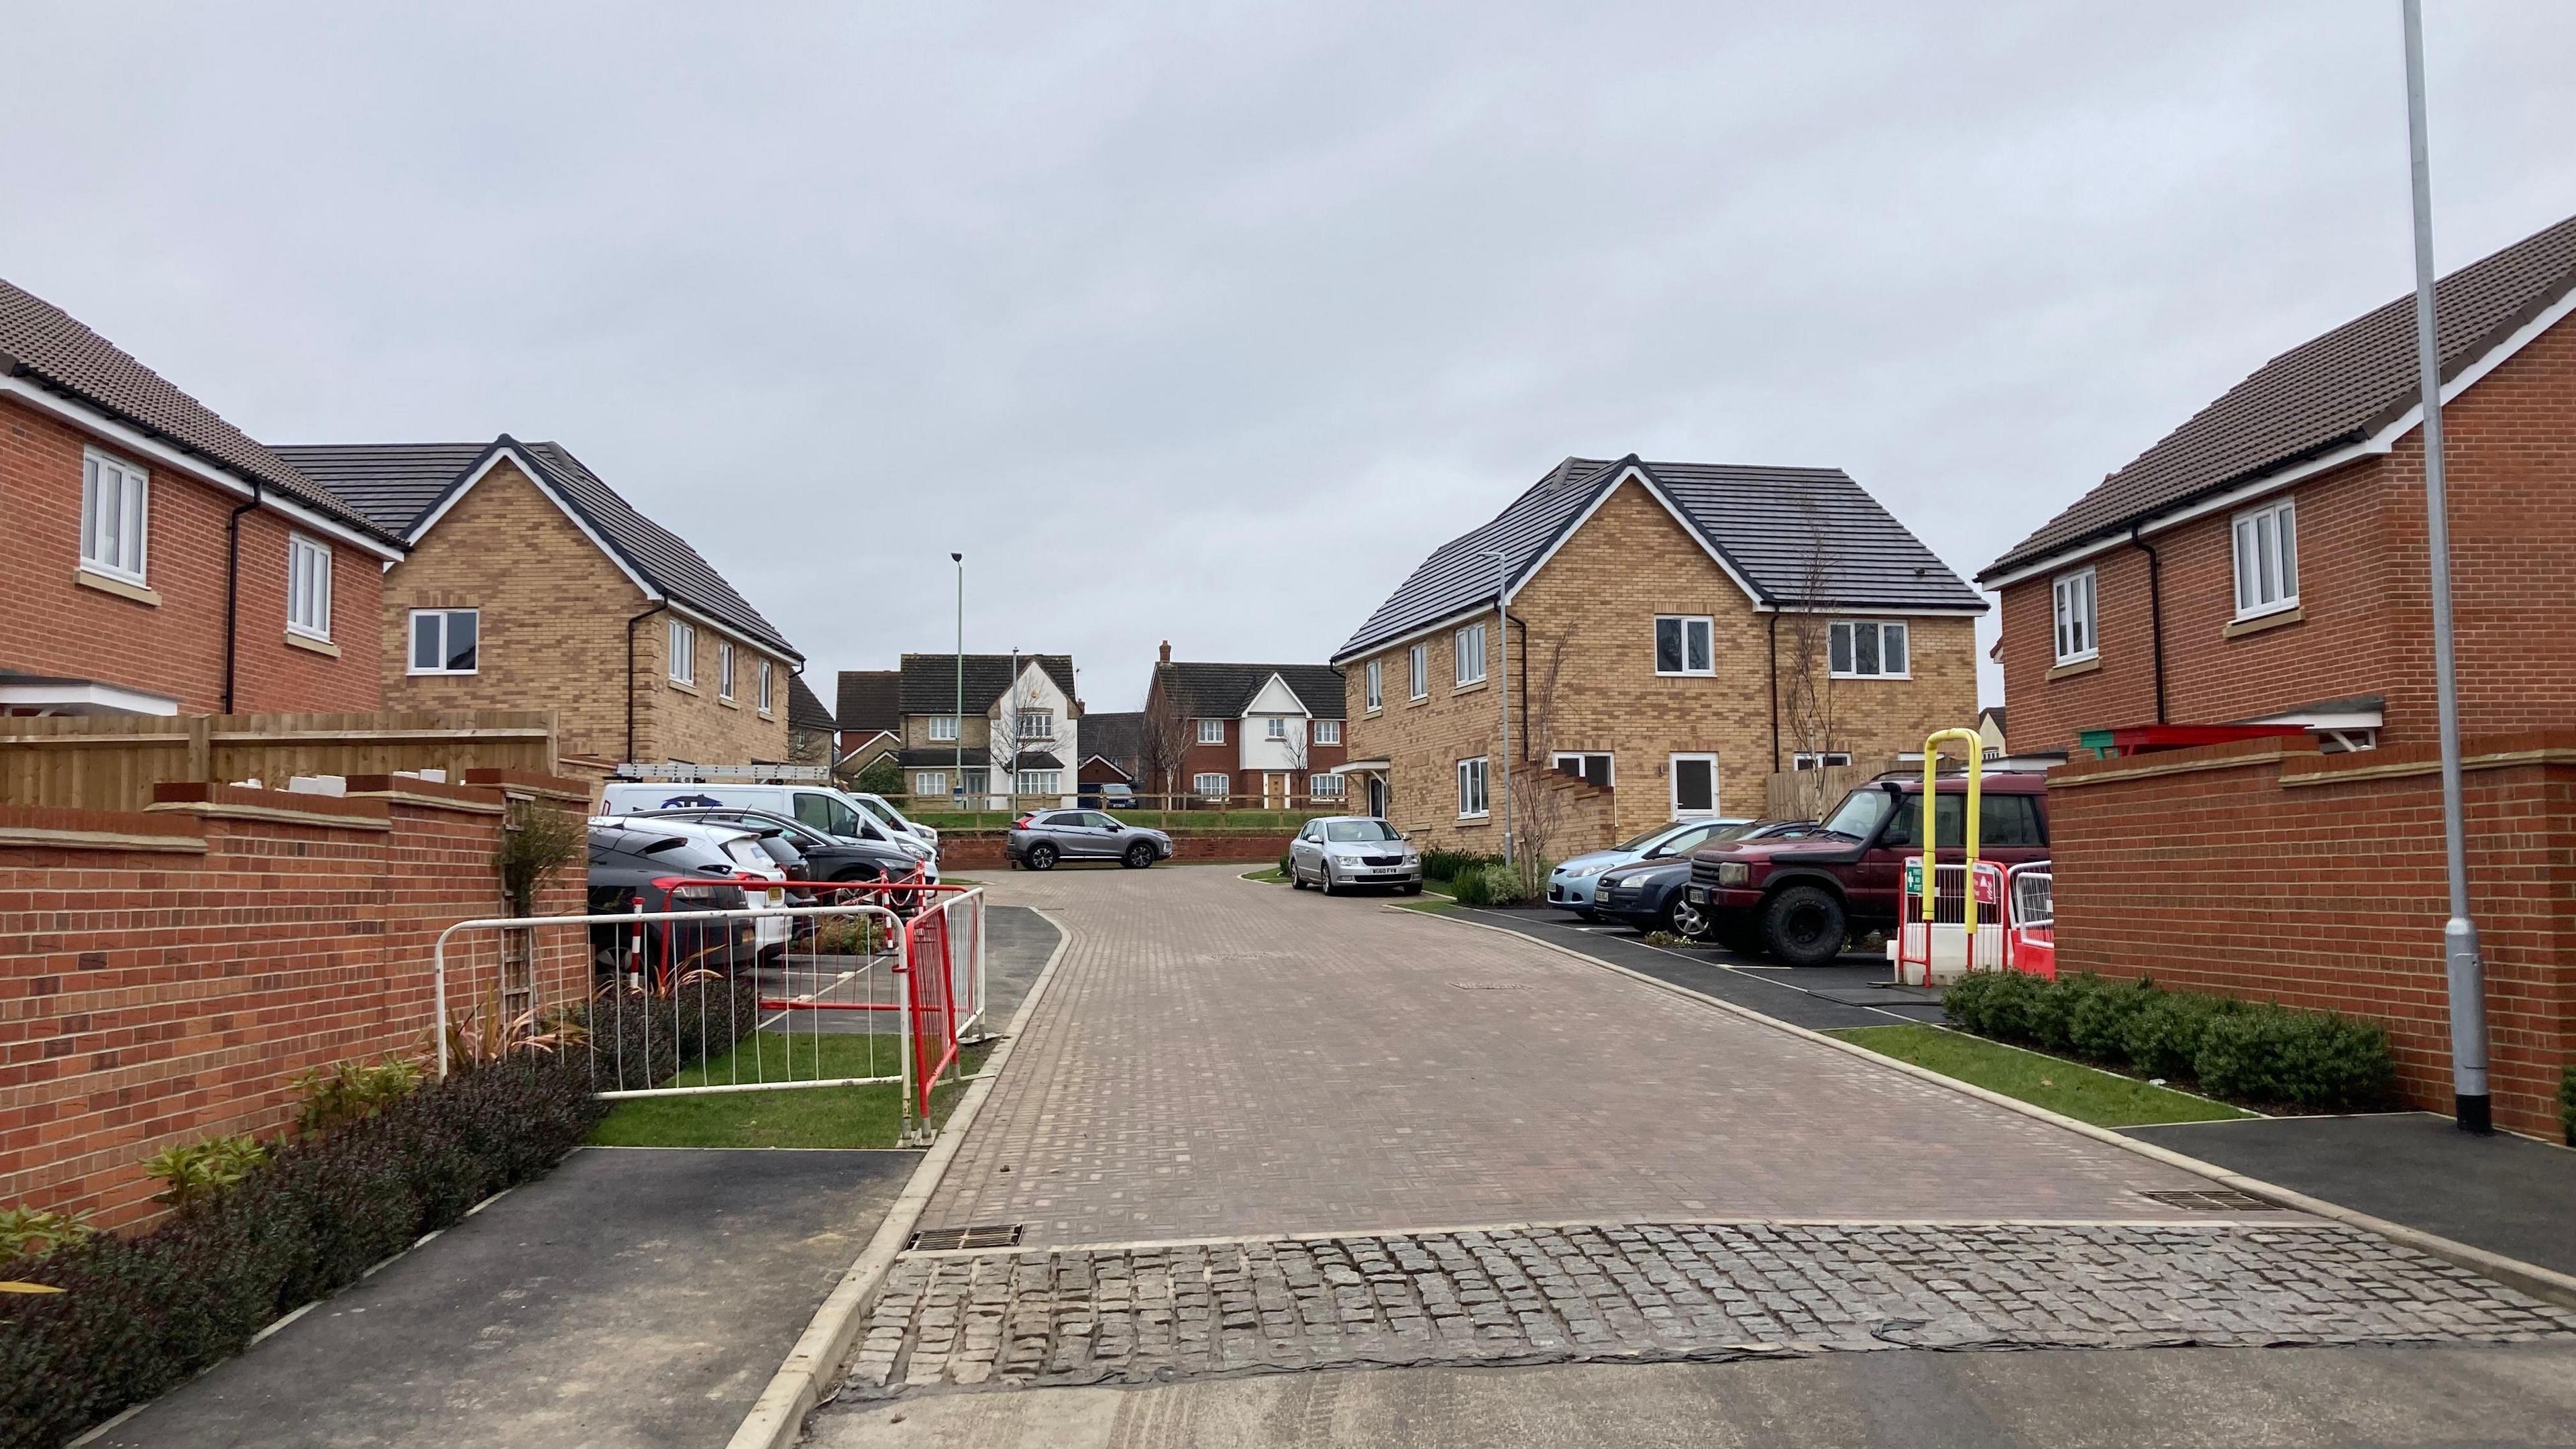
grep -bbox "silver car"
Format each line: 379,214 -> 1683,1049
1287,816 -> 1423,895
1007,809 -> 1173,870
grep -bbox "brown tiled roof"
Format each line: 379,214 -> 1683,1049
835,669 -> 901,733
1153,661 -> 1346,720
1983,211 -> 2576,580
897,654 -> 1077,714
788,674 -> 835,733
0,279 -> 396,542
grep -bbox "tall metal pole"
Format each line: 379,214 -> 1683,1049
2402,0 -> 2489,1135
1483,548 -> 1513,866
951,552 -> 965,814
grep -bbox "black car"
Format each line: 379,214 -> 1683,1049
631,807 -> 920,884
1595,821 -> 1818,939
586,819 -> 762,981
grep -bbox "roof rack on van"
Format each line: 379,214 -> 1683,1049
612,763 -> 833,784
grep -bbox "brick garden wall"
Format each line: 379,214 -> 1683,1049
2047,732 -> 2576,1136
0,771 -> 593,1228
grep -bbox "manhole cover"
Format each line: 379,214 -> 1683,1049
1448,980 -> 1530,991
908,1223 -> 1025,1251
2141,1189 -> 2278,1212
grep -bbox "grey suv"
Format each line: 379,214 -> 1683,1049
1007,810 -> 1173,870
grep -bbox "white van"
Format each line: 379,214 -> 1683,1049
847,792 -> 937,848
598,782 -> 938,879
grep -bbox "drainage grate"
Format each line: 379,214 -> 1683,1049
2141,1189 -> 2279,1213
1448,980 -> 1531,991
907,1223 -> 1025,1252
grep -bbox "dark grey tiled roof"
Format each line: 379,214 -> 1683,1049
0,279 -> 396,542
898,746 -> 989,769
1984,212 -> 2576,580
897,654 -> 1077,715
1081,712 -> 1142,773
836,669 -> 901,734
1332,456 -> 1980,662
273,437 -> 800,660
1154,661 -> 1347,720
788,674 -> 835,733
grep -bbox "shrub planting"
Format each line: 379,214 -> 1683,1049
1420,850 -> 1501,888
0,1056 -> 606,1449
1940,971 -> 2394,1114
1448,861 -> 1531,908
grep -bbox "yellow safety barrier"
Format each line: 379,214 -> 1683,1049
1920,727 -> 1985,971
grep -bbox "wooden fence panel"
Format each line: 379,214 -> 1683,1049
1764,760 -> 1885,823
0,710 -> 559,812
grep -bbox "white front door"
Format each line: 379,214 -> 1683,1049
1669,753 -> 1719,819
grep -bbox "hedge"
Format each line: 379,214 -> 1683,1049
1941,971 -> 2394,1113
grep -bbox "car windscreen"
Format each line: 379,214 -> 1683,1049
856,796 -> 907,830
1324,820 -> 1401,843
1818,788 -> 1896,841
1613,824 -> 1675,851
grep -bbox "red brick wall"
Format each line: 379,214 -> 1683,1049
0,775 -> 590,1228
1998,312 -> 2576,757
0,396 -> 384,714
1166,720 -> 1348,802
2046,733 -> 2576,1136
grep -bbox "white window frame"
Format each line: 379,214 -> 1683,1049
1408,644 -> 1428,700
667,619 -> 696,685
1653,615 -> 1715,676
286,533 -> 332,641
1792,751 -> 1855,770
928,714 -> 959,742
759,660 -> 774,714
914,771 -> 949,796
1265,716 -> 1289,741
1014,769 -> 1061,796
1454,623 -> 1488,686
1313,719 -> 1340,745
2052,568 -> 2098,665
1193,771 -> 1230,798
2232,497 -> 2300,621
1197,717 -> 1224,745
1019,708 -> 1055,741
407,608 -> 480,676
1827,619 -> 1911,680
80,447 -> 150,584
1364,659 -> 1382,712
717,641 -> 737,700
1668,751 -> 1721,819
1552,751 -> 1613,786
1456,757 -> 1489,818
1310,772 -> 1345,798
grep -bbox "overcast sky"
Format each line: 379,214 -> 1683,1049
9,3 -> 2575,713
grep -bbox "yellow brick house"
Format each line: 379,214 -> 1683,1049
1332,455 -> 1982,855
274,435 -> 803,772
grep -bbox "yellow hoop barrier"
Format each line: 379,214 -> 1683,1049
1920,727 -> 1985,971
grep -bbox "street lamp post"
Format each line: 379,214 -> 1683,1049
2400,0 -> 2489,1135
951,552 -> 965,812
1481,547 -> 1513,867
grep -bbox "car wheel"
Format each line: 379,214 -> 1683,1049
1124,842 -> 1155,869
1289,863 -> 1307,890
1028,843 -> 1058,871
1761,885 -> 1847,967
1668,897 -> 1711,940
1321,862 -> 1341,896
1399,881 -> 1422,896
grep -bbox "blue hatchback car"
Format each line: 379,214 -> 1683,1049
1546,817 -> 1750,917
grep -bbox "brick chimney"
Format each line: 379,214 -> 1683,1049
1159,640 -> 1172,664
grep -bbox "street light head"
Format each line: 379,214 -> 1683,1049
951,552 -> 963,564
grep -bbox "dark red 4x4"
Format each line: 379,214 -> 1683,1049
1684,771 -> 2049,967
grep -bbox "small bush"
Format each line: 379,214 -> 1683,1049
2123,990 -> 2239,1080
0,1057 -> 604,1449
140,1135 -> 270,1210
1448,861 -> 1530,908
2194,1005 -> 2394,1111
2067,975 -> 2160,1061
0,1207 -> 94,1262
294,1055 -> 422,1136
1939,969 -> 2005,1035
810,914 -> 887,957
1277,851 -> 1293,878
574,980 -> 762,1093
1421,850 -> 1501,887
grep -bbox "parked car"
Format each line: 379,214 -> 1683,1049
1007,809 -> 1173,869
1286,816 -> 1423,895
1587,820 -> 1790,936
584,818 -> 762,978
598,782 -> 937,876
1684,772 -> 2051,966
1078,782 -> 1139,810
620,816 -> 795,960
629,806 -> 921,884
1547,818 -> 1751,918
844,790 -> 938,849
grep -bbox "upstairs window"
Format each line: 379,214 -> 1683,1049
928,714 -> 959,741
1364,659 -> 1382,711
1455,623 -> 1487,686
759,660 -> 774,714
1314,720 -> 1340,745
1018,708 -> 1054,741
1408,645 -> 1428,700
409,608 -> 478,674
1654,615 -> 1714,676
2233,498 -> 2299,619
1197,717 -> 1224,744
667,619 -> 696,684
286,534 -> 332,640
1829,620 -> 1909,678
718,641 -> 737,700
1266,717 -> 1289,740
2052,568 -> 2097,664
80,448 -> 150,582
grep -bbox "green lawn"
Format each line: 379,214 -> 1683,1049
1242,866 -> 1290,884
590,1032 -> 994,1148
1827,1024 -> 2252,1128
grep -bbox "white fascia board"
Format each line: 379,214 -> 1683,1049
0,677 -> 182,715
1758,602 -> 1990,617
663,599 -> 804,667
1984,285 -> 2576,592
1239,672 -> 1311,718
0,376 -> 402,561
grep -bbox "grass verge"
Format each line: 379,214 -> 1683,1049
1242,867 -> 1289,883
589,1032 -> 995,1148
1827,1024 -> 2253,1128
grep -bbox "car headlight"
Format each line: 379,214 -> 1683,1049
1563,861 -> 1610,879
1717,862 -> 1750,886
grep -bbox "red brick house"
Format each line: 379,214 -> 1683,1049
1980,213 -> 2576,755
1144,644 -> 1347,808
1,280 -> 403,716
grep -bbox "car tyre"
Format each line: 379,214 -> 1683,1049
1711,915 -> 1764,956
1123,842 -> 1155,869
1289,863 -> 1307,890
1399,880 -> 1421,896
1321,862 -> 1341,896
1761,884 -> 1847,967
1028,843 -> 1058,871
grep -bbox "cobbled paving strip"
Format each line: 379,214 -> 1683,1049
846,1221 -> 2576,1394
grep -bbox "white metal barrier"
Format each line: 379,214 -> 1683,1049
1891,858 -> 2006,985
2006,863 -> 2056,980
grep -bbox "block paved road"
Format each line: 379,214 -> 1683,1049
912,865 -> 2255,1247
